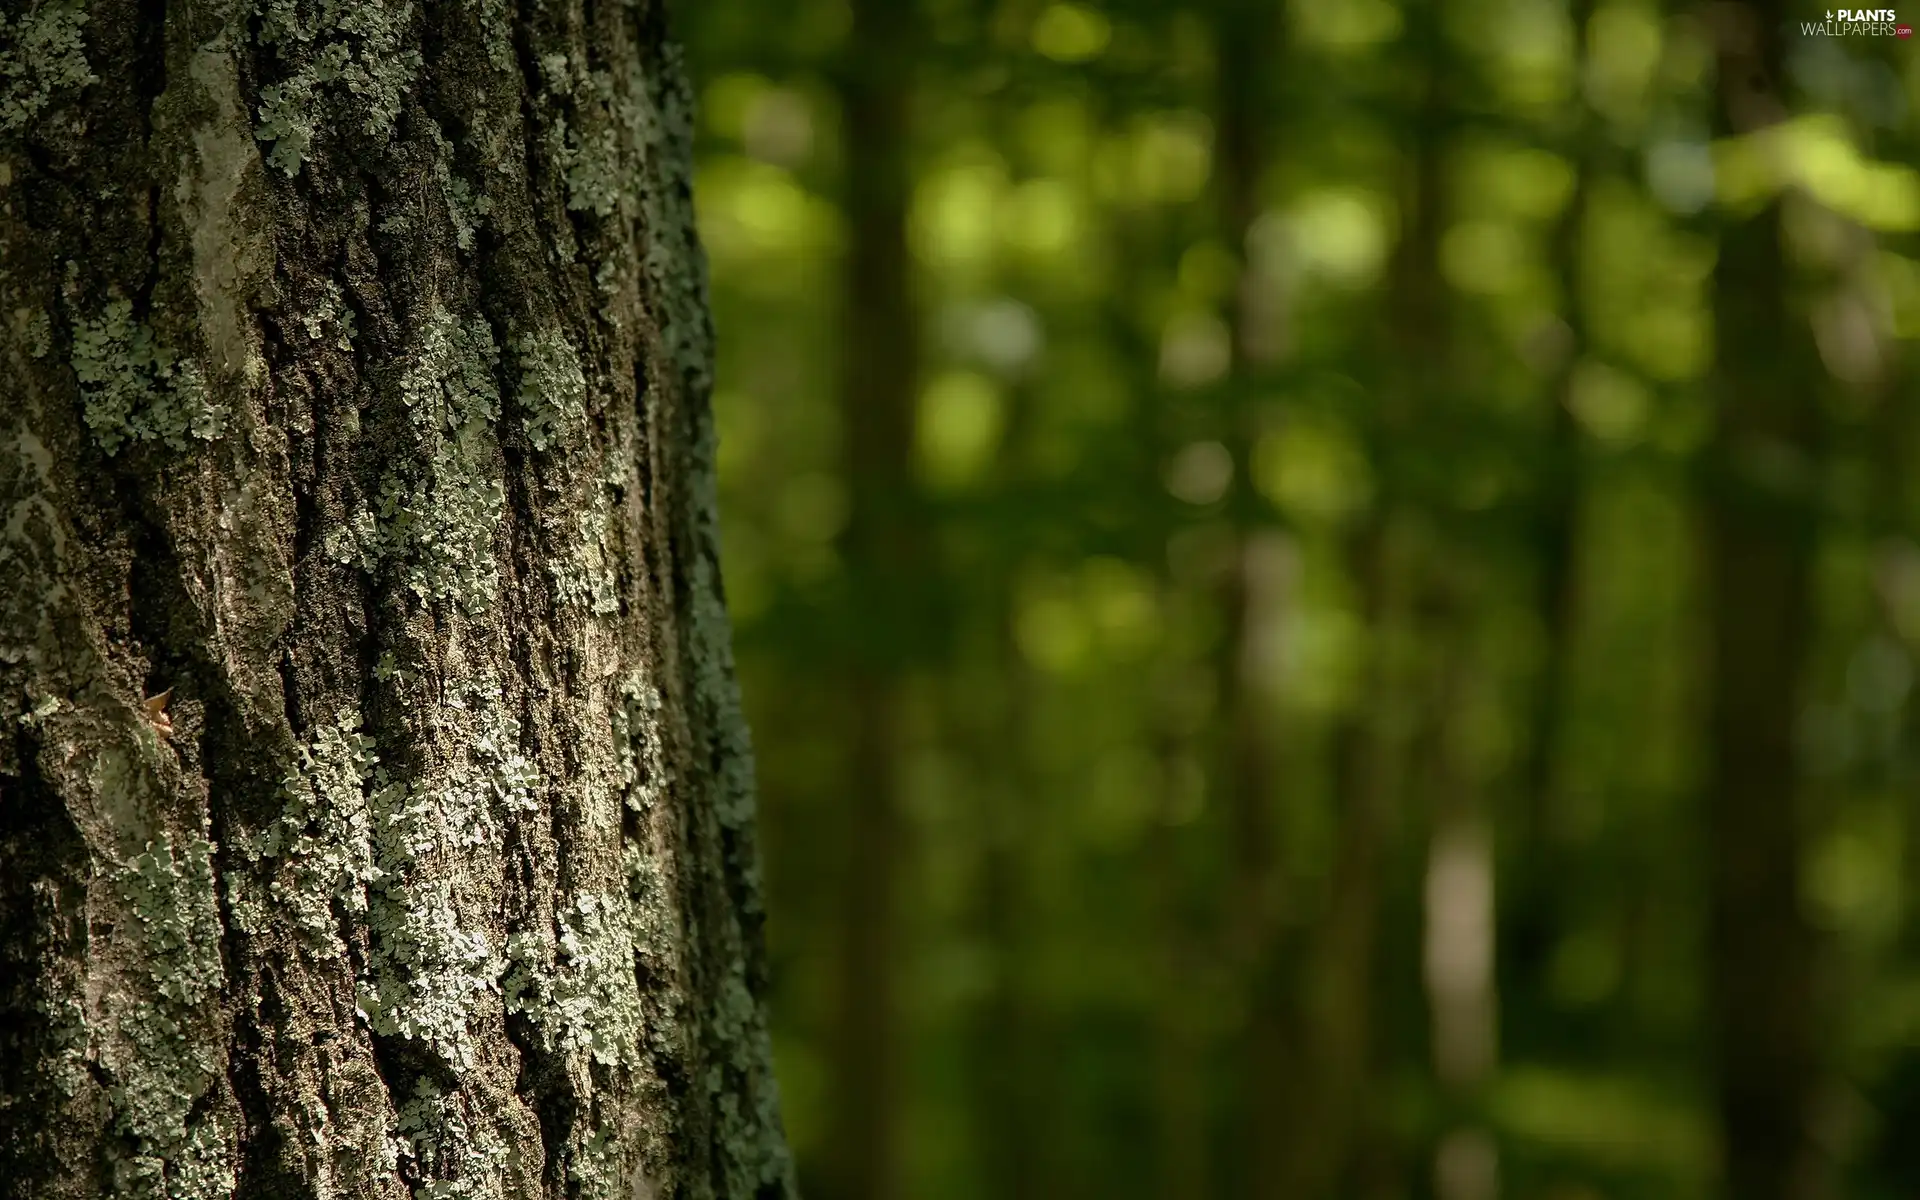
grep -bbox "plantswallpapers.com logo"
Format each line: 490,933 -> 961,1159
1800,7 -> 1910,34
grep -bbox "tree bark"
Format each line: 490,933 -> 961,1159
0,3 -> 795,1198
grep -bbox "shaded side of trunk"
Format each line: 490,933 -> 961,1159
1703,2 -> 1823,1196
827,2 -> 920,1199
0,3 -> 793,1198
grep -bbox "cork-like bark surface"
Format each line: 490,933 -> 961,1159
0,2 -> 794,1197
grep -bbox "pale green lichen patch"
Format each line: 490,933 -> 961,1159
356,689 -> 537,1064
100,998 -> 225,1199
548,450 -> 627,619
20,691 -> 63,726
511,328 -> 587,452
70,298 -> 224,456
243,709 -> 382,938
105,832 -> 234,1199
391,1078 -> 512,1200
547,115 -> 622,219
504,887 -> 654,1199
251,692 -> 537,1069
566,1128 -> 625,1200
547,498 -> 619,616
120,833 -> 225,1005
535,54 -> 626,220
621,840 -> 679,1010
236,690 -> 543,1193
613,671 -> 667,815
385,308 -> 505,612
37,987 -> 89,1098
298,278 -> 357,350
504,892 -> 644,1069
252,0 -> 423,175
425,121 -> 493,251
459,0 -> 512,75
333,307 -> 507,611
163,1117 -> 239,1200
25,310 -> 52,359
252,81 -> 313,175
356,873 -> 502,1065
0,1 -> 95,135
444,172 -> 491,251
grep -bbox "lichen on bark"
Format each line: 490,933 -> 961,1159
0,1 -> 96,135
0,1 -> 795,1197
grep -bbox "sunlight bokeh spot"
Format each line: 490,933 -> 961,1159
1031,3 -> 1111,63
1279,188 -> 1390,289
1442,220 -> 1531,295
916,371 -> 1006,490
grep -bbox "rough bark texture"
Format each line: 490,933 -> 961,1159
0,3 -> 795,1198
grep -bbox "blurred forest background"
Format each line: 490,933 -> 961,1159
676,0 -> 1919,1196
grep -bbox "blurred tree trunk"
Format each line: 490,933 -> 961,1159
1888,343 -> 1920,960
1207,3 -> 1294,1195
970,628 -> 1047,1200
828,2 -> 920,1199
1300,518 -> 1394,1200
1865,228 -> 1920,1195
1702,1 -> 1824,1196
1418,577 -> 1500,1200
965,371 -> 1050,1200
1149,713 -> 1214,1200
1851,150 -> 1919,956
1377,30 -> 1505,1190
0,3 -> 795,1199
1109,202 -> 1215,1200
1268,15 -> 1454,1195
1511,0 -> 1595,987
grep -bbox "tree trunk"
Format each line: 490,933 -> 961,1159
1417,575 -> 1499,1200
1509,0 -> 1594,996
1207,4 -> 1292,1195
826,2 -> 919,1199
1702,1 -> 1823,1196
0,4 -> 795,1198
965,367 -> 1050,1200
966,610 -> 1046,1200
1274,15 -> 1449,1192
